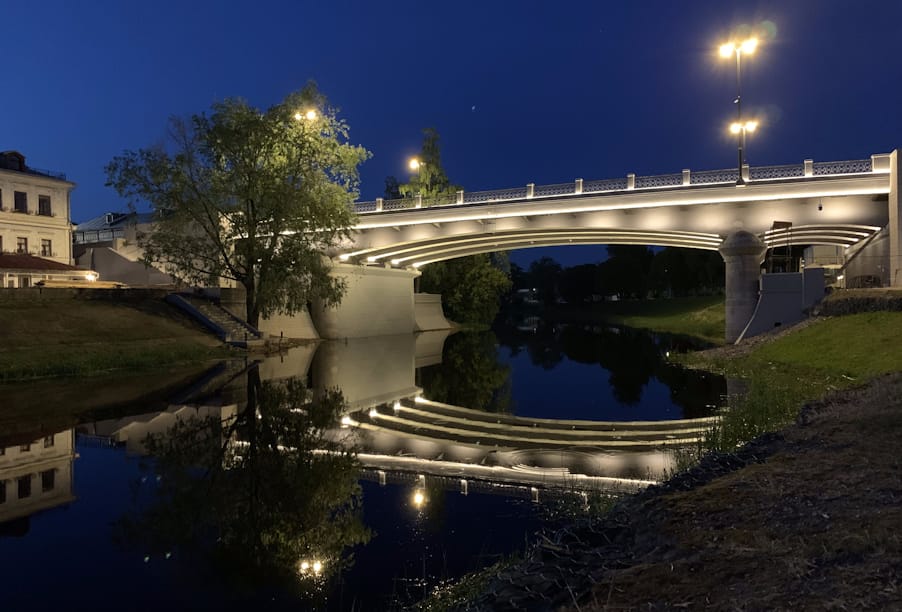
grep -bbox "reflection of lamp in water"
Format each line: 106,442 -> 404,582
412,489 -> 426,508
299,559 -> 324,576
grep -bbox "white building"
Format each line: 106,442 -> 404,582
0,151 -> 95,287
0,429 -> 76,525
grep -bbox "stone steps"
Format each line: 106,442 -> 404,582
166,293 -> 266,348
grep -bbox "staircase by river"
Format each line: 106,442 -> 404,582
166,293 -> 265,348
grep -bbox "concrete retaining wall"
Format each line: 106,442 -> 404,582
258,310 -> 320,340
739,268 -> 825,341
312,263 -> 420,339
414,293 -> 453,331
0,287 -> 170,303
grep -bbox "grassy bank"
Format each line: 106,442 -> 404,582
603,295 -> 725,344
0,297 -> 233,381
681,310 -> 902,452
541,295 -> 725,344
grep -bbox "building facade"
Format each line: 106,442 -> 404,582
0,429 -> 76,526
0,151 -> 86,287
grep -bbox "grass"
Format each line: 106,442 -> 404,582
543,296 -> 726,344
602,295 -> 725,344
680,311 -> 902,453
0,298 -> 234,381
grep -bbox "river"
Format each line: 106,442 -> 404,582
0,319 -> 724,610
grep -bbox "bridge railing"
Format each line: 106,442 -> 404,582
353,157 -> 877,215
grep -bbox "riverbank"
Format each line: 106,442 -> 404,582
0,292 -> 233,381
441,291 -> 902,610
534,296 -> 725,344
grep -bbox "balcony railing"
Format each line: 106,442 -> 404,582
353,156 -> 879,215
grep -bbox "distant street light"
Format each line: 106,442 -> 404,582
408,157 -> 425,198
293,109 -> 317,122
720,37 -> 758,184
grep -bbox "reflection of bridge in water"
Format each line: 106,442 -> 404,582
77,329 -> 721,497
340,396 -> 718,490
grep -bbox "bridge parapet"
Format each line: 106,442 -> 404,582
354,155 -> 885,215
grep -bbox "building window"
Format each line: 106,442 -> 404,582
43,435 -> 55,448
41,239 -> 52,257
16,237 -> 27,254
18,476 -> 31,499
19,443 -> 30,452
0,236 -> 3,252
38,195 -> 51,216
41,470 -> 55,492
14,191 -> 27,213
0,447 -> 5,456
0,480 -> 6,504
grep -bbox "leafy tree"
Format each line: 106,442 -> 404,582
420,254 -> 511,324
528,257 -> 563,306
383,175 -> 402,200
399,128 -> 459,202
115,368 -> 370,598
399,128 -> 511,324
419,330 -> 511,412
599,245 -> 654,299
559,263 -> 599,304
106,83 -> 370,327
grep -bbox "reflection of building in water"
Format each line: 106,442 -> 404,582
77,404 -> 239,455
0,429 -> 76,527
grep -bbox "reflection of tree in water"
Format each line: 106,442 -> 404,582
495,318 -> 725,414
115,367 -> 370,599
418,331 -> 511,413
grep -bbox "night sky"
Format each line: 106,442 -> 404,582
6,0 -> 901,267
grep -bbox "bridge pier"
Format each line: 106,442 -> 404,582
719,231 -> 766,344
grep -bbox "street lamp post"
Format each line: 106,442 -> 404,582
720,38 -> 758,184
730,120 -> 758,182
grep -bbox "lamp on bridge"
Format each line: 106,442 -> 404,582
719,37 -> 758,185
729,120 -> 758,182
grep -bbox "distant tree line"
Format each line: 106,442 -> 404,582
511,246 -> 725,305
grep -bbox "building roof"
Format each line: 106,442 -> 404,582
74,211 -> 155,231
0,253 -> 83,272
0,150 -> 68,181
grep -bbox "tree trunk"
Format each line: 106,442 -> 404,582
245,280 -> 259,328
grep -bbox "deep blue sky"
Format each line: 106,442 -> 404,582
5,1 -> 901,267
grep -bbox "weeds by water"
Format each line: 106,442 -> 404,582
679,312 -> 902,453
414,555 -> 521,612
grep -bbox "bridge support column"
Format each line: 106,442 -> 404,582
719,230 -> 766,344
889,150 -> 902,287
312,263 -> 421,339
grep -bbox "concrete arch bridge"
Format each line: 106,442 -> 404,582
263,152 -> 900,343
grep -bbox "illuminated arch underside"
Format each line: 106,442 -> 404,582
340,224 -> 881,268
762,224 -> 882,249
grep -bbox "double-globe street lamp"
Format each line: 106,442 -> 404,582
719,37 -> 758,184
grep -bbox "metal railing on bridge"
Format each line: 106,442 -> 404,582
354,157 -> 877,215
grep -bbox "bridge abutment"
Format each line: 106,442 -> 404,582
719,231 -> 766,344
312,263 -> 421,339
889,150 -> 902,287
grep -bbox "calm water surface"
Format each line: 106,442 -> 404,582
0,320 -> 724,610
